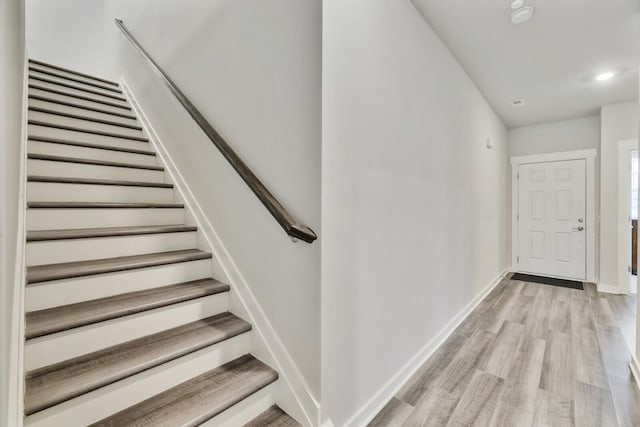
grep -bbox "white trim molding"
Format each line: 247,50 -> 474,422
510,149 -> 597,283
617,140 -> 639,295
121,80 -> 318,426
346,269 -> 510,427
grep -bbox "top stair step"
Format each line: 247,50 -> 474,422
28,65 -> 121,93
25,312 -> 252,415
90,354 -> 277,427
29,74 -> 126,101
29,59 -> 119,87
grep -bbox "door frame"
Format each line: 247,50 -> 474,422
511,149 -> 597,282
617,139 -> 639,294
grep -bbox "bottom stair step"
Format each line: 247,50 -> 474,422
91,354 -> 278,427
244,405 -> 301,426
25,312 -> 251,415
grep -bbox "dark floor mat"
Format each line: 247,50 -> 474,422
511,273 -> 584,290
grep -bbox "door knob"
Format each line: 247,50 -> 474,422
572,226 -> 584,231
577,218 -> 584,223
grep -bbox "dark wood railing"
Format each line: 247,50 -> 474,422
115,19 -> 317,243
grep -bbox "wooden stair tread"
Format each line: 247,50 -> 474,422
29,74 -> 126,101
27,249 -> 211,284
27,224 -> 195,242
90,354 -> 277,427
29,59 -> 119,87
28,175 -> 173,188
26,279 -> 230,339
29,105 -> 143,130
28,120 -> 149,142
29,135 -> 156,156
27,153 -> 164,171
27,201 -> 182,209
28,93 -> 137,119
244,405 -> 301,426
29,66 -> 122,93
29,84 -> 131,110
25,312 -> 251,415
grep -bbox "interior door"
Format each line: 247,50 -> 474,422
518,159 -> 586,280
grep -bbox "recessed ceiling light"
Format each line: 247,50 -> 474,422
595,71 -> 616,81
511,6 -> 534,24
511,99 -> 526,108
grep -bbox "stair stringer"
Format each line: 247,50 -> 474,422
120,79 -> 319,427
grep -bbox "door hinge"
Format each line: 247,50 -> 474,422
517,172 -> 520,180
517,213 -> 519,221
517,256 -> 519,263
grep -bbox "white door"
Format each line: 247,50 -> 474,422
518,159 -> 586,280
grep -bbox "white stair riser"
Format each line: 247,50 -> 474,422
29,124 -> 149,152
29,110 -> 145,140
27,182 -> 175,203
29,70 -> 123,99
24,334 -> 250,427
29,78 -> 129,108
30,98 -> 139,128
25,293 -> 229,370
27,159 -> 165,183
203,383 -> 277,427
26,259 -> 211,311
27,207 -> 184,231
29,64 -> 118,90
29,87 -> 132,117
28,140 -> 157,166
26,232 -> 197,265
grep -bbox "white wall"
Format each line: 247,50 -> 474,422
599,101 -> 639,291
322,0 -> 508,424
0,0 -> 25,424
26,0 -> 106,77
103,0 -> 322,406
509,115 -> 601,157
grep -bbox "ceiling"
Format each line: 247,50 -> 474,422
412,0 -> 640,128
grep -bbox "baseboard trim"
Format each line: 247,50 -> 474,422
120,80 -> 318,426
345,268 -> 510,427
631,354 -> 640,391
596,284 -> 622,294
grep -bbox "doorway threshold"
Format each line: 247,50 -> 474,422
511,273 -> 584,290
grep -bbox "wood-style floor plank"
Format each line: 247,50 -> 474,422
539,330 -> 575,400
444,370 -> 504,426
368,397 -> 413,427
574,381 -> 617,427
532,388 -> 574,427
371,277 -> 640,426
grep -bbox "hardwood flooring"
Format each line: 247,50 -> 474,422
369,276 -> 640,427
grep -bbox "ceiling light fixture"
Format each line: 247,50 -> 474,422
510,0 -> 524,9
511,6 -> 534,24
595,71 -> 616,81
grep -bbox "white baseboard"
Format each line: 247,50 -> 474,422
631,354 -> 640,391
596,284 -> 623,294
345,268 -> 510,427
121,80 -> 318,426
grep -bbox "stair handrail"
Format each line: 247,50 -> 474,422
115,19 -> 317,243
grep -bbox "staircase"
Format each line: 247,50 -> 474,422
22,59 -> 300,427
